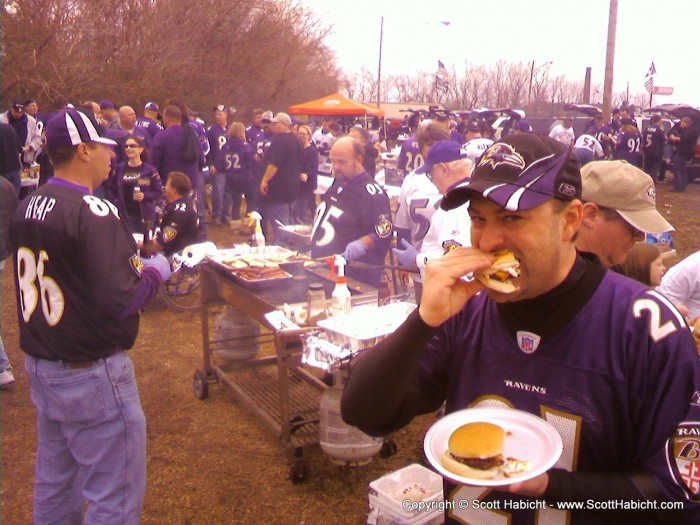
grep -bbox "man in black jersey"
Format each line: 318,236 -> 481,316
311,136 -> 392,286
10,109 -> 171,524
142,171 -> 199,257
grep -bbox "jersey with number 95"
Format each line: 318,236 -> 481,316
310,172 -> 392,266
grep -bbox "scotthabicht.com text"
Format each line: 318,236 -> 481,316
402,498 -> 685,513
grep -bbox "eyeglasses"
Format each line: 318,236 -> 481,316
124,144 -> 141,149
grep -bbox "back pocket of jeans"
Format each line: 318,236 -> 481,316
45,373 -> 108,427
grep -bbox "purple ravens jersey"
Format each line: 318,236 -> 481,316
136,116 -> 162,140
214,138 -> 253,178
206,124 -> 228,165
10,179 -> 148,361
310,172 -> 392,268
246,124 -> 265,145
643,125 -> 666,159
397,136 -> 424,174
417,271 -> 700,524
614,131 -> 643,167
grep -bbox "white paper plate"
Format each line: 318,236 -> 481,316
424,406 -> 563,487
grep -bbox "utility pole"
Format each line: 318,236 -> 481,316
602,0 -> 618,122
376,17 -> 383,108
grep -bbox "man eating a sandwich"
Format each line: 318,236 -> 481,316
341,133 -> 700,525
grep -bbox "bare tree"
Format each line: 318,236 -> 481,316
1,0 -> 340,117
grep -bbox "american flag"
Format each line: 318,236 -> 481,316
436,60 -> 448,79
644,76 -> 654,93
646,62 -> 657,78
435,60 -> 449,93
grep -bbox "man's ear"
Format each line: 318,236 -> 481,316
561,199 -> 583,242
75,142 -> 91,162
581,202 -> 599,228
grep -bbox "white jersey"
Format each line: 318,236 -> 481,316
574,134 -> 604,157
460,137 -> 494,164
417,203 -> 472,280
657,251 -> 700,320
549,124 -> 575,147
394,170 -> 441,251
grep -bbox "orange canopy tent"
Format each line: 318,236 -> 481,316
287,93 -> 384,117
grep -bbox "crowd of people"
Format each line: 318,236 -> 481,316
2,94 -> 700,524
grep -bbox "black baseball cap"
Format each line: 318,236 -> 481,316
441,133 -> 581,211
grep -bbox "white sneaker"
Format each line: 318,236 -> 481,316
0,369 -> 15,387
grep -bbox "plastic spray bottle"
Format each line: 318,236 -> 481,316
248,212 -> 265,247
330,255 -> 352,317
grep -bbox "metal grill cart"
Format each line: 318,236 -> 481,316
195,257 -> 379,483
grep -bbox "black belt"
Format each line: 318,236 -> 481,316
67,361 -> 96,369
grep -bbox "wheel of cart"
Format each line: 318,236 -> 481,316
193,369 -> 210,400
379,438 -> 398,458
159,242 -> 217,312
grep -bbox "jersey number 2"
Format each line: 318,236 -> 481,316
16,247 -> 65,326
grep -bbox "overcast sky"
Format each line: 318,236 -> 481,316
300,0 -> 700,107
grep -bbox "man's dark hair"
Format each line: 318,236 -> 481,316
47,146 -> 78,169
163,105 -> 182,123
167,171 -> 191,196
651,115 -> 662,124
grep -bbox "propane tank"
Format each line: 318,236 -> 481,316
319,369 -> 383,466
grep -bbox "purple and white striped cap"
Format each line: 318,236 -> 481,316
441,132 -> 581,211
45,109 -> 118,149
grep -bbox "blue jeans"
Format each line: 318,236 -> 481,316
194,172 -> 208,240
260,201 -> 292,241
25,351 -> 146,525
0,261 -> 10,371
672,154 -> 689,191
643,156 -> 663,182
210,172 -> 225,219
223,173 -> 253,221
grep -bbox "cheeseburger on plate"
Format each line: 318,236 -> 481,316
441,422 -> 505,479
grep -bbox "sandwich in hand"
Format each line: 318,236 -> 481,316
474,250 -> 520,293
441,422 -> 505,479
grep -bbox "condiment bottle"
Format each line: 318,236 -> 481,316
306,282 -> 327,325
330,256 -> 351,317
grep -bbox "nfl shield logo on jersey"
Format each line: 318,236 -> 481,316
516,331 -> 541,354
672,422 -> 700,496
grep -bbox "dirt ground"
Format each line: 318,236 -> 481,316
2,180 -> 700,524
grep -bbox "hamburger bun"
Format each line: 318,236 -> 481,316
440,422 -> 505,479
693,318 -> 700,339
475,250 -> 520,293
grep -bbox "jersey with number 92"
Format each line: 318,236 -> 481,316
11,181 -> 144,362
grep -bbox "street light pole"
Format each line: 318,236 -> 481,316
527,61 -> 552,116
376,16 -> 384,108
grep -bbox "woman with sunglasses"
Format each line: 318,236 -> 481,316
113,136 -> 163,237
